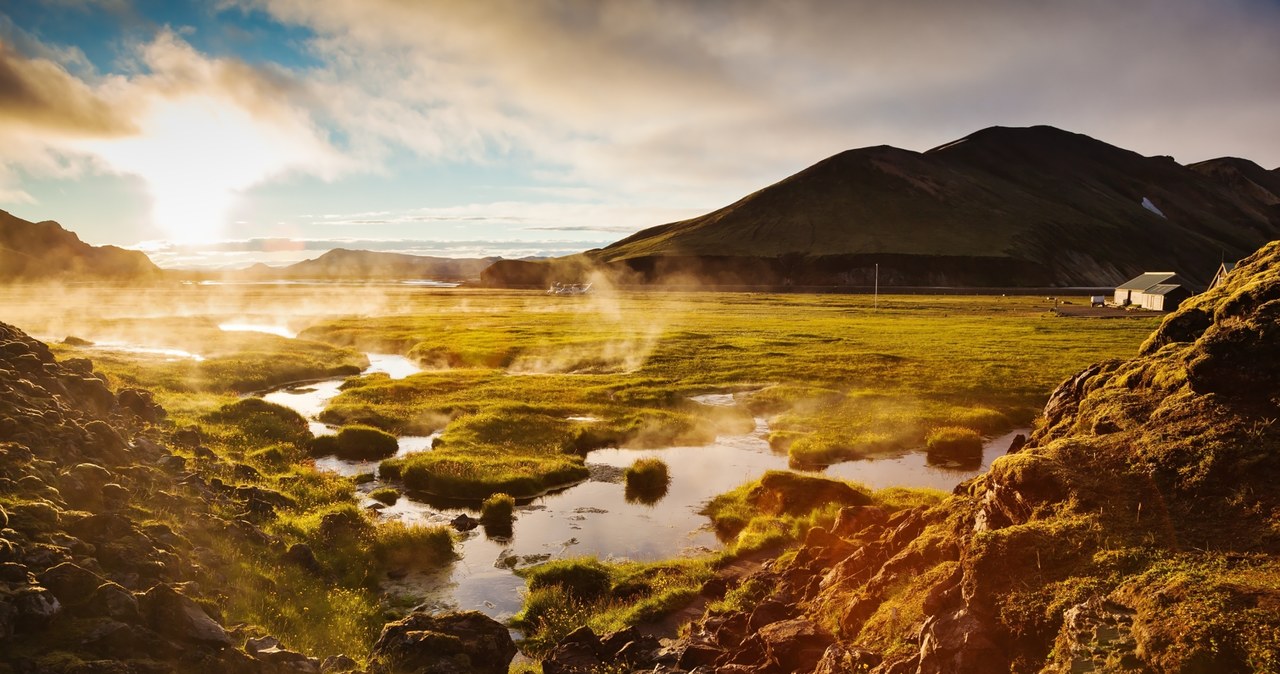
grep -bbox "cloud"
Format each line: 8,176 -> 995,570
0,26 -> 349,241
244,0 -> 1280,189
0,40 -> 134,132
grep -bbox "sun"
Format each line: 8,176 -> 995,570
74,94 -> 321,244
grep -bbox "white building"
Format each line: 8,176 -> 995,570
1114,272 -> 1193,311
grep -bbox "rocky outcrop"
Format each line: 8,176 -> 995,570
640,241 -> 1280,672
368,610 -> 516,674
0,320 -> 339,672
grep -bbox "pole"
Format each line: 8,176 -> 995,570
874,263 -> 879,310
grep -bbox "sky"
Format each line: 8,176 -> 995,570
1,0 -> 1279,269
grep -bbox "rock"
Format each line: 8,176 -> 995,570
0,562 -> 30,583
831,505 -> 886,540
283,543 -> 323,574
542,625 -> 604,674
450,514 -> 479,532
916,607 -> 1003,673
321,654 -> 361,672
1049,596 -> 1139,672
85,582 -> 141,622
141,583 -> 232,647
79,619 -> 141,659
1006,433 -> 1028,454
37,561 -> 107,606
813,643 -> 882,674
11,584 -> 62,631
675,643 -> 721,669
246,635 -> 283,653
748,598 -> 794,631
369,610 -> 516,674
756,618 -> 835,673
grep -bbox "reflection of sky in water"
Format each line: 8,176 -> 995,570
217,322 -> 298,339
88,342 -> 205,362
261,361 -> 1027,621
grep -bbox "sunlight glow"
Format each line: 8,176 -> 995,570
75,95 -> 331,243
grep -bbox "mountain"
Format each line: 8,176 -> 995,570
483,126 -> 1280,288
239,248 -> 499,282
0,210 -> 160,281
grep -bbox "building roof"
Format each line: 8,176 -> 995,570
1147,283 -> 1187,296
1117,272 -> 1178,291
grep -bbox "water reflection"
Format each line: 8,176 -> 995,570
259,359 -> 1027,621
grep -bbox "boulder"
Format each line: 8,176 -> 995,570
85,582 -> 141,622
369,610 -> 516,674
321,654 -> 361,672
541,625 -> 604,674
141,584 -> 231,647
756,618 -> 835,673
37,561 -> 107,606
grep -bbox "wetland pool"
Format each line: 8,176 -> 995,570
256,349 -> 1025,620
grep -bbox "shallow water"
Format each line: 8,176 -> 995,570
259,354 -> 1026,621
217,322 -> 299,339
86,342 -> 206,362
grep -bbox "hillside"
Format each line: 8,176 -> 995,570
239,248 -> 498,282
0,210 -> 159,281
539,240 -> 1280,672
483,126 -> 1280,288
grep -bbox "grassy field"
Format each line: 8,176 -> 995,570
0,285 -> 1159,501
305,289 -> 1158,496
0,283 -> 1160,658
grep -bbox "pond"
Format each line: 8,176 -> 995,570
254,351 -> 1025,620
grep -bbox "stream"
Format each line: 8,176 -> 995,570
231,323 -> 1026,621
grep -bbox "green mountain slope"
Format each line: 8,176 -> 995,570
484,126 -> 1280,288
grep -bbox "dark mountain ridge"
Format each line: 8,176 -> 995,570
483,125 -> 1280,288
0,210 -> 159,281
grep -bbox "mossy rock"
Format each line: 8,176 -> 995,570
751,470 -> 870,517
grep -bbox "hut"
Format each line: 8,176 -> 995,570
1114,272 -> 1193,311
1209,261 -> 1238,290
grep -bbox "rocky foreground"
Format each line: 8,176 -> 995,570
0,320 -> 518,673
540,242 -> 1280,672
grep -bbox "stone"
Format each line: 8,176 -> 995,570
450,514 -> 479,532
542,625 -> 605,674
756,618 -> 835,673
141,583 -> 232,647
283,543 -> 323,574
85,582 -> 141,622
12,584 -> 62,631
916,607 -> 1003,673
747,598 -> 794,631
37,561 -> 107,606
813,643 -> 882,674
321,654 -> 360,672
676,643 -> 722,669
369,610 -> 516,674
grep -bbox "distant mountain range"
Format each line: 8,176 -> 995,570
483,125 -> 1280,288
234,248 -> 499,282
0,210 -> 159,281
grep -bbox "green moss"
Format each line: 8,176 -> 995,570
333,424 -> 398,460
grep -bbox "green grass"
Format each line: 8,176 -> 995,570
623,458 -> 670,504
480,492 -> 516,528
925,426 -> 984,457
513,556 -> 714,656
298,291 -> 1154,498
334,424 -> 399,460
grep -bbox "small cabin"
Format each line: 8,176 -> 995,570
1114,272 -> 1192,311
1209,261 -> 1238,290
